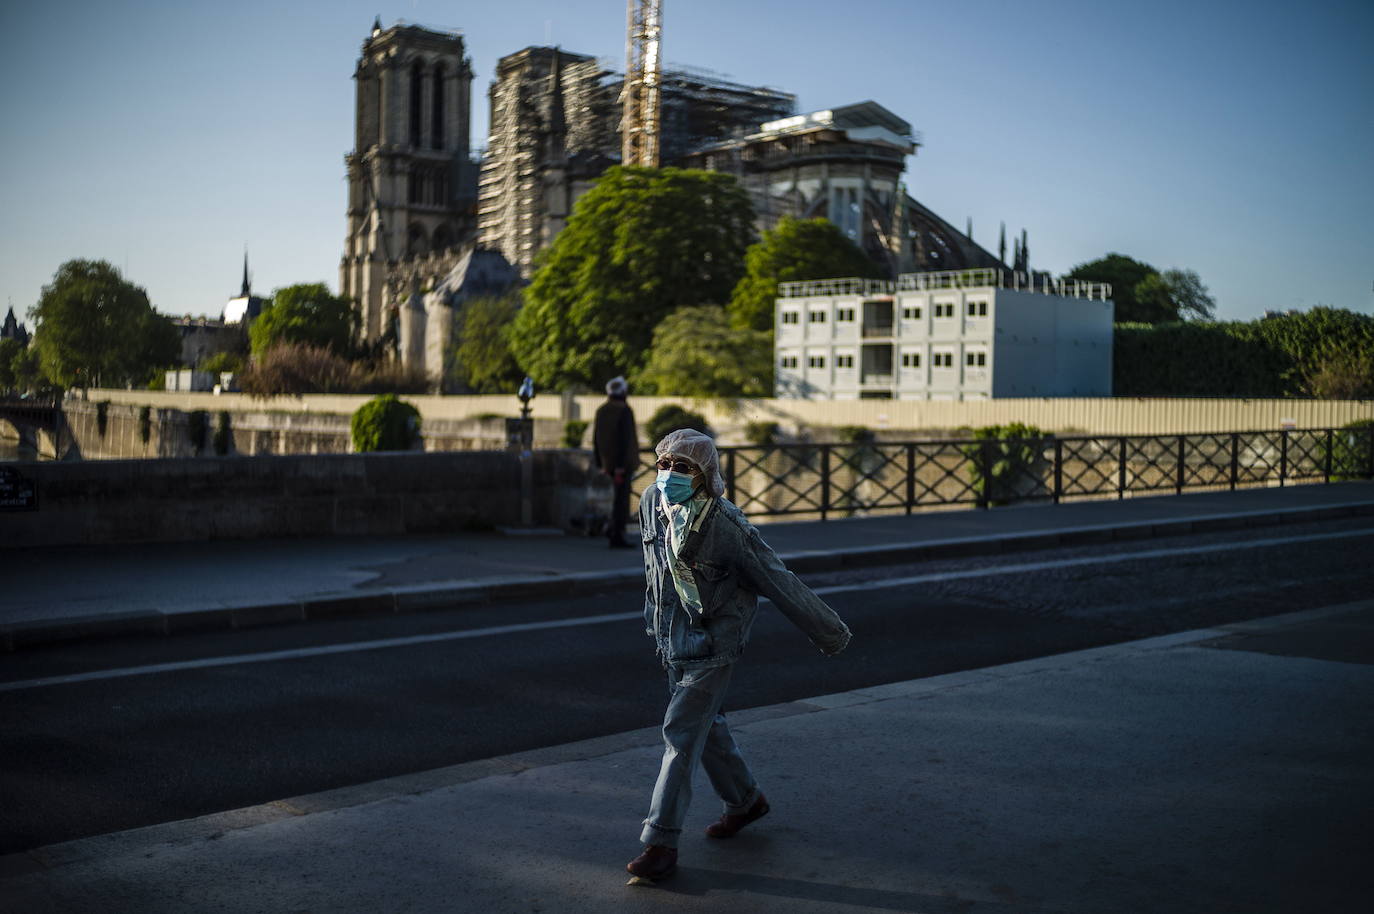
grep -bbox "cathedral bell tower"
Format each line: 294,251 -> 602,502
340,20 -> 476,345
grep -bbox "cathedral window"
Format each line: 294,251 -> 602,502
432,64 -> 445,150
409,61 -> 424,148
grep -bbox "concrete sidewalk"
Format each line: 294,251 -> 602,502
5,481 -> 1374,649
4,601 -> 1370,913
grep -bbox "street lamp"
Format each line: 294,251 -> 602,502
518,376 -> 535,420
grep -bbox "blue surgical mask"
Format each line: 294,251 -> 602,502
656,469 -> 697,504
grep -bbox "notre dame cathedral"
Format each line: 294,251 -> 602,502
340,20 -> 1005,388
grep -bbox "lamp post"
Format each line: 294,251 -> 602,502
513,376 -> 535,525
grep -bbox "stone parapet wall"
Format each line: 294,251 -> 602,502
48,400 -> 571,461
77,390 -> 1373,443
1,450 -> 610,548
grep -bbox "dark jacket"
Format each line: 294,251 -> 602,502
639,484 -> 852,668
593,397 -> 640,475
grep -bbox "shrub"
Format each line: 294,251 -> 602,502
562,419 -> 590,449
200,350 -> 245,375
213,410 -> 232,456
1302,345 -> 1374,400
351,394 -> 422,452
646,404 -> 713,445
352,359 -> 432,395
187,409 -> 209,453
138,405 -> 152,445
240,342 -> 355,396
962,423 -> 1051,506
744,421 -> 780,445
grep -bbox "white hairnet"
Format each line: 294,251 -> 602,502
605,375 -> 628,396
655,428 -> 725,497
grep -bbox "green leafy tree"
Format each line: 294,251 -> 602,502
250,283 -> 357,357
30,259 -> 179,389
1134,269 -> 1217,323
9,344 -> 45,394
451,292 -> 525,393
0,338 -> 20,393
510,166 -> 755,388
729,217 -> 883,332
638,305 -> 773,397
1065,254 -> 1160,323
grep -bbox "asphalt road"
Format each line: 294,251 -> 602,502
2,515 -> 1371,854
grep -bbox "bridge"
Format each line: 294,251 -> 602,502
0,397 -> 67,458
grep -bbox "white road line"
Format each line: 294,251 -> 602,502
811,526 -> 1373,595
3,526 -> 1369,692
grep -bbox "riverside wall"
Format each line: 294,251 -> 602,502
76,389 -> 1373,444
0,449 -> 611,549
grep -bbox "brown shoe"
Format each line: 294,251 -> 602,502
626,845 -> 678,880
705,793 -> 770,839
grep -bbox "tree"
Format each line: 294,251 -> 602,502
0,338 -> 20,393
1157,269 -> 1216,321
638,305 -> 773,397
729,217 -> 883,332
451,292 -> 525,393
30,259 -> 179,390
249,283 -> 357,357
9,344 -> 45,394
509,166 -> 755,389
1064,254 -> 1160,323
1134,269 -> 1216,323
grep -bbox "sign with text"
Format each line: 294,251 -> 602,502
0,466 -> 37,511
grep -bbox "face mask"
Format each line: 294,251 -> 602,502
656,469 -> 697,504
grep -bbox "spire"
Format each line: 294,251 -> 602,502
240,250 -> 251,297
966,217 -> 973,239
998,222 -> 1007,265
1021,228 -> 1029,272
372,16 -> 383,37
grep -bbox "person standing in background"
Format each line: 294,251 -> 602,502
594,376 -> 640,549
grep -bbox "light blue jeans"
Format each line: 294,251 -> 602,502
640,663 -> 760,848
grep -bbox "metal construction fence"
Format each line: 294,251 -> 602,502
631,426 -> 1374,521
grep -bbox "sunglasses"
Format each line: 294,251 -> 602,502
655,458 -> 699,474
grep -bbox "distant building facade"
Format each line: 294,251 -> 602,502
475,46 -> 795,277
685,102 -> 1004,276
172,317 -> 240,370
775,269 -> 1114,400
224,253 -> 265,325
340,20 -> 479,346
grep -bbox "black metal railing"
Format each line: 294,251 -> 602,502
632,426 -> 1374,521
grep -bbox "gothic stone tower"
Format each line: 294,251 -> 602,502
341,20 -> 476,344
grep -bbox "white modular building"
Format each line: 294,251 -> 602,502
774,269 -> 1114,400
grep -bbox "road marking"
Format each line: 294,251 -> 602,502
811,526 -> 1374,595
0,612 -> 643,693
3,526 -> 1370,692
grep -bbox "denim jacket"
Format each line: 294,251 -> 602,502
639,483 -> 852,669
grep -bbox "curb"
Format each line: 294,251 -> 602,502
5,499 -> 1374,652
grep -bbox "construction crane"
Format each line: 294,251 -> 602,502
620,0 -> 663,167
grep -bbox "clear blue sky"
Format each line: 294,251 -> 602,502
3,0 -> 1371,324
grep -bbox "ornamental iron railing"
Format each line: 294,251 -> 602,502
631,426 -> 1374,521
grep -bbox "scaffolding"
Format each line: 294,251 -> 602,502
620,0 -> 663,166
